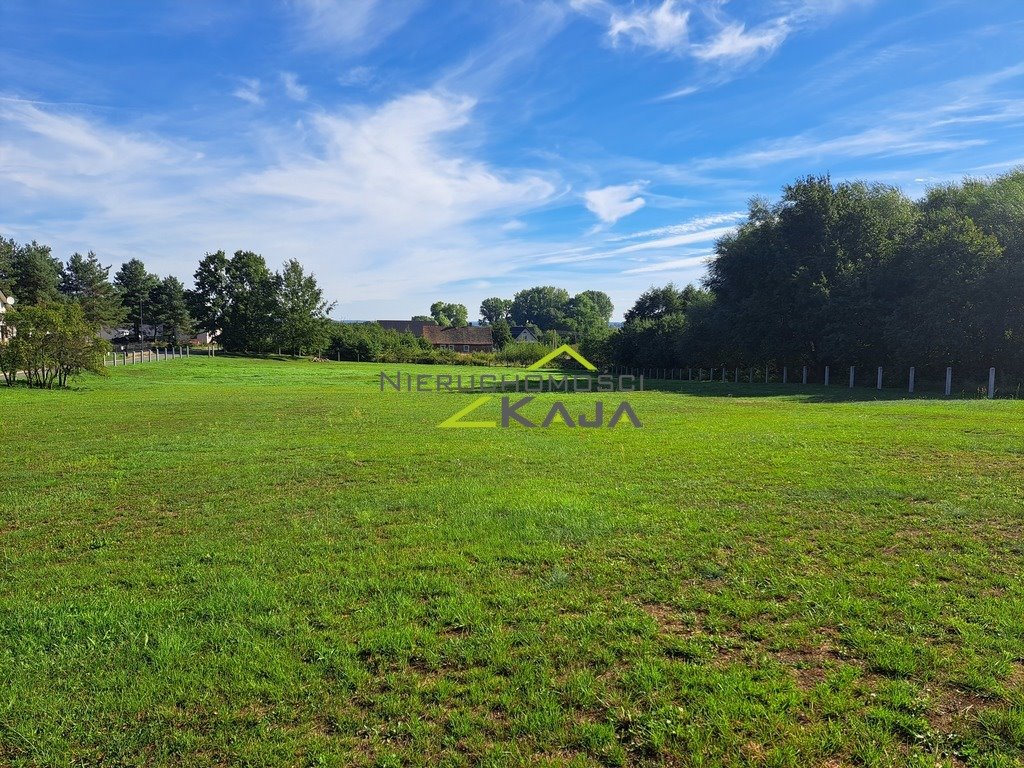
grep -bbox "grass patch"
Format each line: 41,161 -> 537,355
2,357 -> 1023,766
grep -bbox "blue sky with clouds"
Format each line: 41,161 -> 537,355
2,0 -> 1023,320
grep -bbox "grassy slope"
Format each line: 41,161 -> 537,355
1,357 -> 1022,767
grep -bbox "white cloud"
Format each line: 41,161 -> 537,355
281,72 -> 308,101
501,219 -> 527,231
623,254 -> 713,274
339,66 -> 376,87
584,182 -> 647,224
288,0 -> 420,54
232,77 -> 263,105
692,22 -> 788,62
609,212 -> 746,242
0,91 -> 557,304
608,0 -> 689,53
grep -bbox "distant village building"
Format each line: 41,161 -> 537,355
376,320 -> 494,352
192,329 -> 220,346
508,325 -> 539,344
0,288 -> 14,340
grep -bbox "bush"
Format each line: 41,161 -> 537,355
0,302 -> 110,388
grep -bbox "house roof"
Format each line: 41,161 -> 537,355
376,320 -> 438,336
509,326 -> 536,338
422,325 -> 494,345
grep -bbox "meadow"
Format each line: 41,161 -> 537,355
1,357 -> 1022,767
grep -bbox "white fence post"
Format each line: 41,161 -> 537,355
802,366 -> 808,385
824,366 -> 830,386
734,367 -> 739,383
849,366 -> 855,388
783,366 -> 788,384
909,367 -> 915,394
722,367 -> 726,382
749,367 -> 754,383
945,367 -> 952,396
876,366 -> 883,390
765,367 -> 769,384
988,367 -> 996,399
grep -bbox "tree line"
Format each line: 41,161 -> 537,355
0,243 -> 338,385
607,170 -> 1024,378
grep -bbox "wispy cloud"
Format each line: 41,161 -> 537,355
338,66 -> 376,87
232,77 -> 262,105
280,72 -> 308,101
584,181 -> 647,224
694,63 -> 1024,170
0,91 -> 558,305
288,0 -> 421,54
608,212 -> 746,241
691,21 -> 788,63
535,215 -> 738,266
607,0 -> 689,54
623,253 -> 712,274
574,0 -> 868,97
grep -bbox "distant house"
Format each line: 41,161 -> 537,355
0,287 -> 13,340
376,320 -> 439,336
376,319 -> 494,352
192,329 -> 220,345
422,324 -> 494,353
509,325 -> 539,344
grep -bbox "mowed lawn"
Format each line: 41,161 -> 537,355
1,357 -> 1023,768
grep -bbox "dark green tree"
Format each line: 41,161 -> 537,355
276,259 -> 336,356
479,297 -> 512,325
220,250 -> 279,353
189,250 -> 231,333
150,276 -> 193,343
510,286 -> 569,329
429,301 -> 468,328
59,252 -> 125,328
114,259 -> 160,340
491,318 -> 513,349
10,241 -> 61,305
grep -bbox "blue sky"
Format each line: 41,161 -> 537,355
2,0 -> 1023,320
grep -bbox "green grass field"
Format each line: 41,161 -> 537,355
2,357 -> 1023,767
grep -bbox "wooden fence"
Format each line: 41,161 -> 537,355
606,364 -> 1011,399
105,346 -> 218,366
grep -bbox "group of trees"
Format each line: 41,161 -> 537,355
190,250 -> 335,355
0,240 -> 337,385
609,170 -> 1024,376
410,287 -> 614,355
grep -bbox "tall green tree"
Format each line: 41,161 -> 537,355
60,252 -> 125,328
479,297 -> 512,325
114,259 -> 160,340
0,237 -> 15,295
276,259 -> 336,356
429,301 -> 468,328
220,250 -> 279,353
150,276 -> 193,343
491,318 -> 513,349
510,286 -> 570,329
189,250 -> 230,333
10,241 -> 61,305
